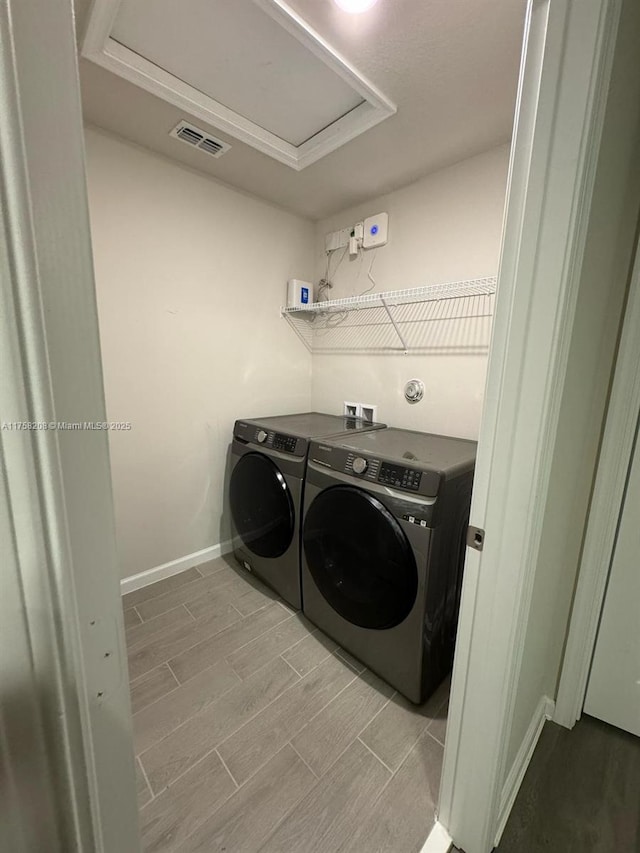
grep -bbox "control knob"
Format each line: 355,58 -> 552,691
352,457 -> 368,475
256,430 -> 268,444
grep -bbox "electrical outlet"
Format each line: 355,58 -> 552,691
326,228 -> 351,253
360,403 -> 378,424
343,401 -> 359,418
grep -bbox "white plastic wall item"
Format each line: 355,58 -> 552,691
343,401 -> 359,417
363,211 -> 389,249
360,403 -> 378,423
287,278 -> 314,308
325,227 -> 351,252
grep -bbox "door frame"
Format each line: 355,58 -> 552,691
0,0 -> 139,850
554,232 -> 640,729
434,0 -> 627,850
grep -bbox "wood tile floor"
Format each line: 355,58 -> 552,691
123,556 -> 449,853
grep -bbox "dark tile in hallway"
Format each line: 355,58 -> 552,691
494,715 -> 640,853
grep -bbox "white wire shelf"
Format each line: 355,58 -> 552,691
281,277 -> 497,316
281,276 -> 497,354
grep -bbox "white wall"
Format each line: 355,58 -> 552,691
85,128 -> 314,579
85,135 -> 509,579
311,145 -> 510,439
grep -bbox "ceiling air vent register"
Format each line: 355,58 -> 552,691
170,121 -> 231,158
82,0 -> 396,170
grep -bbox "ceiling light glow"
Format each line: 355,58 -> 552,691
334,0 -> 380,14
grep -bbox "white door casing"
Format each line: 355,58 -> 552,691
0,0 -> 139,850
0,109 -> 87,853
438,0 -> 627,851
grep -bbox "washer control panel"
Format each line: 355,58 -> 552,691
233,421 -> 306,456
344,454 -> 422,492
273,433 -> 298,453
309,442 -> 440,497
378,462 -> 422,491
345,452 -> 380,482
352,457 -> 368,475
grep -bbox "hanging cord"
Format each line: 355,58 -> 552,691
315,243 -> 375,332
358,250 -> 378,296
317,277 -> 333,302
330,245 -> 348,280
325,247 -> 368,329
315,249 -> 347,330
320,250 -> 333,301
325,309 -> 349,328
317,246 -> 348,304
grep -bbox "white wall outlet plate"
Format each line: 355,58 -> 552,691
363,212 -> 388,249
326,228 -> 351,253
360,403 -> 378,423
343,401 -> 359,417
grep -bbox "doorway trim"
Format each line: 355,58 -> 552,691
436,0 -> 625,851
554,234 -> 640,729
0,0 -> 139,849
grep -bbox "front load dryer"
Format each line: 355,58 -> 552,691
228,413 -> 385,610
301,428 -> 476,703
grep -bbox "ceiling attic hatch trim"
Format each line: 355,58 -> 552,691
82,0 -> 397,171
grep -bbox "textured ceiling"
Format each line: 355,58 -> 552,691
74,0 -> 526,220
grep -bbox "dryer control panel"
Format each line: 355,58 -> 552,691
273,433 -> 298,453
234,421 -> 306,456
344,453 -> 422,491
310,442 -> 441,497
378,462 -> 422,491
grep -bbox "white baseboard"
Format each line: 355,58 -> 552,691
120,540 -> 234,595
420,821 -> 452,853
494,694 -> 555,846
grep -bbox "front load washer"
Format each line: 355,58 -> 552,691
301,428 -> 476,703
229,413 -> 386,610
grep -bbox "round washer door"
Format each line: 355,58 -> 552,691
303,485 -> 418,629
230,452 -> 294,558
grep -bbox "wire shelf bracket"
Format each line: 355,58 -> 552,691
380,296 -> 409,353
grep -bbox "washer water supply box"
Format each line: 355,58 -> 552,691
287,278 -> 314,308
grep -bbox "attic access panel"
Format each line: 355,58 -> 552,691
82,0 -> 396,170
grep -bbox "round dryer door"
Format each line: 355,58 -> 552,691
230,452 -> 294,558
303,485 -> 418,629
